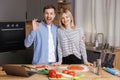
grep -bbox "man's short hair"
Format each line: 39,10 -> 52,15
43,5 -> 56,13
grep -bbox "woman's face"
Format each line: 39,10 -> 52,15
61,13 -> 71,27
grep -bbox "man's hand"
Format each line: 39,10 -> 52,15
32,19 -> 39,32
51,62 -> 61,66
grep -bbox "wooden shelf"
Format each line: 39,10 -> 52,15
58,2 -> 71,5
58,1 -> 71,18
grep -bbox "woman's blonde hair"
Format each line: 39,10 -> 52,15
59,10 -> 76,30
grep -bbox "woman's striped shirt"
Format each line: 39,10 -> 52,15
58,27 -> 88,63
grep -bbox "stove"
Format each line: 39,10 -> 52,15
0,22 -> 25,52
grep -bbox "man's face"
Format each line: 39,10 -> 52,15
44,8 -> 55,25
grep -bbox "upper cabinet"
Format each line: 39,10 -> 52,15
26,0 -> 41,21
0,0 -> 26,22
0,0 -> 57,22
26,0 -> 58,21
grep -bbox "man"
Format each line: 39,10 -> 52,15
25,5 -> 60,65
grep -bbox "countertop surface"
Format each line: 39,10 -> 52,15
0,64 -> 120,80
86,44 -> 120,53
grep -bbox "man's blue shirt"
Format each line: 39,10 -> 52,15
24,21 -> 58,64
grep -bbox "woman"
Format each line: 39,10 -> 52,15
58,10 -> 92,66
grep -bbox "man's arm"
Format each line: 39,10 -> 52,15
24,19 -> 40,48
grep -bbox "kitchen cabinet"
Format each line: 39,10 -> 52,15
0,0 -> 26,21
86,47 -> 118,69
87,50 -> 100,63
0,0 -> 57,21
0,47 -> 33,65
26,0 -> 41,21
26,0 -> 58,21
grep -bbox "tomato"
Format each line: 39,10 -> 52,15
48,69 -> 56,78
56,74 -> 62,78
62,70 -> 69,74
68,71 -> 75,76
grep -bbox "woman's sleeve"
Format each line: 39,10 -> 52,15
79,28 -> 88,63
57,29 -> 63,63
79,40 -> 88,63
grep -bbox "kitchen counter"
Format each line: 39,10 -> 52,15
86,44 -> 120,71
86,43 -> 120,53
86,46 -> 102,53
0,64 -> 120,80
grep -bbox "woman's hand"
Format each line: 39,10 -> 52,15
82,34 -> 86,42
51,62 -> 62,66
84,62 -> 93,66
32,19 -> 39,32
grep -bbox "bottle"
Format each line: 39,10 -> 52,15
96,59 -> 102,75
93,61 -> 97,74
105,67 -> 119,75
95,39 -> 99,48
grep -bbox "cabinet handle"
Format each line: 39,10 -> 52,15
1,28 -> 24,31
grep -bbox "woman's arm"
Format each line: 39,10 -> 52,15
57,29 -> 63,63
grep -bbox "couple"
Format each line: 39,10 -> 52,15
25,5 -> 92,66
